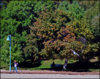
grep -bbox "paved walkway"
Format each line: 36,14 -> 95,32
1,73 -> 99,79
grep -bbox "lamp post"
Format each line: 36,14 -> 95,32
7,35 -> 11,72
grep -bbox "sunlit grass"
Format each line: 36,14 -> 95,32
89,69 -> 100,72
11,58 -> 100,72
20,59 -> 77,70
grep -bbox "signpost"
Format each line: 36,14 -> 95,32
7,35 -> 11,72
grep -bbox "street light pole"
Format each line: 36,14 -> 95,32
9,45 -> 11,72
7,35 -> 11,72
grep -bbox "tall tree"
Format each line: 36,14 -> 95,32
0,1 -> 36,68
32,8 -> 98,60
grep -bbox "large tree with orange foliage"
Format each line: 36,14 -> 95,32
28,9 -> 98,60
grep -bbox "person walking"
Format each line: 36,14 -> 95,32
13,60 -> 18,72
63,58 -> 68,70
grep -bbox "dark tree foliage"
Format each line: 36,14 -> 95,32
0,0 -> 99,69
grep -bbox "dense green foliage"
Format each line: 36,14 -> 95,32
0,0 -> 99,69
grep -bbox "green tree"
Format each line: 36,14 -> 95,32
34,0 -> 55,13
84,1 -> 100,37
32,8 -> 98,61
78,0 -> 97,10
23,27 -> 40,65
0,0 -> 99,69
0,36 -> 23,69
0,1 -> 36,68
0,0 -> 56,68
58,1 -> 84,20
91,14 -> 100,36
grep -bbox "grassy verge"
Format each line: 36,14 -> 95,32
89,69 -> 100,72
19,59 -> 77,70
3,58 -> 99,72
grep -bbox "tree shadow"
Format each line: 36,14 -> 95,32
67,45 -> 100,72
66,61 -> 100,72
37,64 -> 64,71
38,61 -> 100,72
19,62 -> 41,68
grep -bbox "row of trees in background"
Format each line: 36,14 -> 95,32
0,0 -> 99,68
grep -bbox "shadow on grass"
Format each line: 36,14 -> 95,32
66,61 -> 100,72
19,62 -> 41,68
38,61 -> 100,72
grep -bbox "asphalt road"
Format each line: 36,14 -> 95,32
1,73 -> 99,79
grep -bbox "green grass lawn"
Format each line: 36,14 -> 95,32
88,69 -> 100,72
11,57 -> 100,72
19,59 -> 77,70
